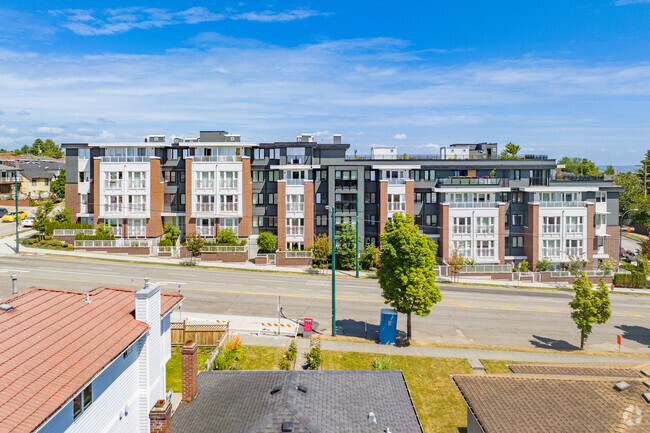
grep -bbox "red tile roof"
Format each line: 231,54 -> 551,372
0,286 -> 182,433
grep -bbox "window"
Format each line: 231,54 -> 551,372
543,216 -> 561,233
316,192 -> 328,204
287,147 -> 306,164
596,191 -> 607,203
364,170 -> 376,181
512,236 -> 524,248
122,346 -> 133,359
128,171 -> 146,189
425,192 -> 436,204
78,148 -> 90,159
335,194 -> 357,212
335,170 -> 358,189
253,216 -> 264,228
129,218 -> 146,237
73,384 -> 92,419
411,170 -> 421,181
268,216 -> 277,227
509,170 -> 521,181
196,195 -> 214,212
269,148 -> 280,159
221,218 -> 239,235
316,215 -> 327,226
253,193 -> 264,205
315,170 -> 327,181
104,171 -> 123,189
268,170 -> 280,182
512,214 -> 523,226
220,195 -> 238,212
365,237 -> 377,246
512,192 -> 524,203
287,194 -> 305,212
368,215 -> 376,226
422,169 -> 435,181
365,192 -> 376,204
415,192 -> 422,203
475,216 -> 495,233
453,217 -> 472,234
166,148 -> 179,160
425,214 -> 437,226
254,148 -> 264,159
415,215 -> 422,225
220,171 -> 238,189
196,171 -> 214,189
268,193 -> 277,205
565,216 -> 584,233
164,171 -> 177,184
164,193 -> 176,207
79,171 -> 88,183
180,171 -> 185,183
566,239 -> 584,255
180,193 -> 185,205
252,171 -> 264,182
286,218 -> 304,235
387,194 -> 405,212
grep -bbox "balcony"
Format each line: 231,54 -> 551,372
566,247 -> 585,256
386,178 -> 407,185
439,177 -> 505,186
286,179 -> 305,186
193,155 -> 239,162
286,226 -> 305,236
101,156 -> 150,163
103,204 -> 123,213
542,248 -> 561,258
196,226 -> 215,237
219,203 -> 238,213
334,179 -> 358,189
128,227 -> 147,238
542,224 -> 561,234
128,181 -> 146,189
448,202 -> 498,208
475,226 -> 495,234
195,203 -> 215,213
538,201 -> 588,208
476,248 -> 495,258
104,181 -> 123,190
286,203 -> 305,213
387,202 -> 406,212
565,224 -> 584,234
195,180 -> 215,189
128,204 -> 146,213
219,180 -> 239,189
453,226 -> 472,234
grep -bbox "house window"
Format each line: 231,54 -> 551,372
512,192 -> 524,203
180,193 -> 185,205
221,218 -> 239,235
254,148 -> 264,160
368,215 -> 376,226
219,171 -> 238,189
73,384 -> 92,419
268,170 -> 280,182
512,214 -> 523,226
252,171 -> 264,182
415,192 -> 422,203
253,193 -> 264,205
196,171 -> 215,189
425,214 -> 437,226
316,192 -> 327,204
128,171 -> 146,189
315,170 -> 327,181
166,148 -> 179,160
596,191 -> 607,203
512,236 -> 524,248
415,215 -> 422,225
269,148 -> 280,159
365,192 -> 376,204
425,192 -> 436,204
316,215 -> 327,226
268,193 -> 277,205
364,170 -> 376,181
422,169 -> 435,181
268,216 -> 277,227
78,148 -> 90,159
411,170 -> 421,181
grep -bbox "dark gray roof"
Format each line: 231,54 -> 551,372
172,370 -> 423,433
19,160 -> 64,180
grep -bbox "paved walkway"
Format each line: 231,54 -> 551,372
240,333 -> 650,364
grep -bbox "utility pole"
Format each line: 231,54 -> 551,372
329,206 -> 336,336
355,193 -> 359,279
14,168 -> 19,253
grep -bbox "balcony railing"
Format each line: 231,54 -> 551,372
195,203 -> 215,212
475,248 -> 495,258
128,228 -> 147,238
439,177 -> 504,186
201,245 -> 248,253
196,226 -> 215,237
286,203 -> 305,213
448,202 -> 498,208
453,226 -> 472,234
286,226 -> 304,236
538,201 -> 588,208
542,248 -> 561,257
193,155 -> 239,162
128,204 -> 146,212
542,225 -> 561,234
101,156 -> 150,163
219,203 -> 238,213
104,181 -> 122,190
475,226 -> 495,234
286,179 -> 305,186
334,179 -> 358,189
128,181 -> 146,189
53,229 -> 95,236
285,251 -> 313,259
195,180 -> 215,189
565,248 -> 585,256
104,204 -> 123,213
219,181 -> 239,189
386,178 -> 407,185
387,202 -> 406,212
458,264 -> 513,273
287,156 -> 306,165
565,224 -> 584,234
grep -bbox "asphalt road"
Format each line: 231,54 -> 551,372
1,255 -> 649,353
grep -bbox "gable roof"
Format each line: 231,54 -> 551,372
0,286 -> 182,433
171,370 -> 424,433
507,361 -> 650,378
18,160 -> 65,181
453,368 -> 650,433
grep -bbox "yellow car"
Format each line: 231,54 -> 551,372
2,211 -> 28,222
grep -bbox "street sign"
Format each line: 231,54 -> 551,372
617,335 -> 622,345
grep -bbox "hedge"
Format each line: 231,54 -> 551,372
613,272 -> 647,288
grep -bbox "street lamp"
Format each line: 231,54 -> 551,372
619,208 -> 638,267
325,205 -> 336,336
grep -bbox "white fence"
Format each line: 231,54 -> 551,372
458,264 -> 513,273
53,229 -> 95,236
75,238 -> 156,248
285,251 -> 313,259
201,245 -> 248,253
550,270 -> 612,278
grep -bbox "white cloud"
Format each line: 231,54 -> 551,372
615,0 -> 650,5
232,9 -> 325,22
0,125 -> 18,134
36,126 -> 64,134
394,133 -> 407,139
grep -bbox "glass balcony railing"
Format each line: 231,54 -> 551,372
538,201 -> 588,208
104,181 -> 122,189
286,179 -> 305,185
286,203 -> 305,213
101,156 -> 150,163
453,226 -> 472,234
195,203 -> 215,212
476,248 -> 495,258
128,181 -> 146,189
286,226 -> 305,236
196,226 -> 215,237
387,202 -> 406,212
542,225 -> 561,234
195,180 -> 215,189
219,181 -> 238,189
542,248 -> 561,257
448,202 -> 498,208
565,224 -> 584,234
193,155 -> 239,162
128,204 -> 146,212
475,226 -> 495,234
219,203 -> 238,213
103,204 -> 123,213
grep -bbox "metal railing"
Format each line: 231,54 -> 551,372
201,245 -> 248,253
550,270 -> 611,278
439,177 -> 504,186
101,156 -> 151,163
219,203 -> 238,212
53,229 -> 95,236
542,225 -> 561,234
566,248 -> 585,256
542,248 -> 562,257
285,251 -> 313,259
458,264 -> 513,273
538,201 -> 588,208
285,179 -> 305,185
196,227 -> 215,237
75,238 -> 154,248
128,204 -> 146,212
195,203 -> 215,212
448,202 -> 498,208
386,178 -> 407,184
103,204 -> 123,213
286,203 -> 305,213
286,226 -> 305,236
193,155 -> 239,162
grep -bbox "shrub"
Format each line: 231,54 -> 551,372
285,340 -> 297,361
45,220 -> 93,237
159,238 -> 173,247
162,222 -> 180,245
620,262 -> 636,272
372,356 -> 397,370
360,244 -> 379,270
214,335 -> 244,370
23,237 -> 38,245
278,354 -> 292,370
304,336 -> 322,370
519,259 -> 529,272
613,272 -> 647,288
216,228 -> 239,246
258,232 -> 277,253
536,257 -> 553,272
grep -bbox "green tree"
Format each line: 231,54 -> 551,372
635,253 -> 650,276
336,223 -> 358,270
377,212 -> 442,341
604,165 -> 615,175
519,259 -> 529,272
216,228 -> 238,245
95,223 -> 115,239
558,157 -> 601,176
50,169 -> 66,199
21,138 -> 64,159
640,237 -> 650,257
569,273 -> 611,349
566,254 -> 588,276
613,171 -> 649,224
499,142 -> 521,159
535,257 -> 553,272
162,222 -> 180,245
257,232 -> 277,253
53,207 -> 72,224
447,246 -> 465,282
186,233 -> 205,262
34,200 -> 55,238
360,243 -> 379,270
312,233 -> 331,268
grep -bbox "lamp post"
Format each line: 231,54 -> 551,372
14,168 -> 19,253
619,208 -> 638,268
355,193 -> 359,279
326,205 -> 336,336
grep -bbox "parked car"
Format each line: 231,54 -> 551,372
1,211 -> 28,222
624,250 -> 639,263
0,208 -> 7,217
22,217 -> 35,228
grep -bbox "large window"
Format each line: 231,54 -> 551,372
287,147 -> 305,164
566,239 -> 584,256
335,170 -> 358,189
128,219 -> 146,237
104,195 -> 122,213
335,193 -> 357,212
220,195 -> 238,212
476,240 -> 494,257
453,217 -> 471,234
220,171 -> 239,189
543,239 -> 561,257
252,171 -> 264,182
543,216 -> 560,233
196,195 -> 214,212
221,218 -> 239,236
73,384 -> 92,419
128,171 -> 146,189
387,194 -> 405,212
196,171 -> 214,189
104,172 -> 122,189
475,216 -> 495,234
452,241 -> 471,257
565,216 -> 584,233
197,218 -> 214,237
287,218 -> 304,236
286,194 -> 305,213
128,195 -> 146,212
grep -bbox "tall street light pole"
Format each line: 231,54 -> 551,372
619,208 -> 638,269
14,167 -> 19,253
355,193 -> 359,279
327,205 -> 336,336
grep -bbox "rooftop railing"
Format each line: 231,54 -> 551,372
101,156 -> 151,163
438,177 -> 505,186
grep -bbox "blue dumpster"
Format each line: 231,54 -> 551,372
379,309 -> 398,344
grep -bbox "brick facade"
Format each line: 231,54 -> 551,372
585,203 -> 595,270
149,400 -> 172,433
65,183 -> 79,220
498,203 -> 506,264
277,181 -> 286,249
524,203 -> 539,268
304,180 -> 314,248
78,246 -> 151,255
181,341 -> 198,403
275,251 -> 313,267
378,180 -> 388,235
606,225 -> 621,268
239,157 -> 253,237
146,158 -> 164,238
405,180 -> 414,217
185,158 -> 195,236
439,204 -> 449,262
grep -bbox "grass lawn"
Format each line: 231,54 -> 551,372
237,346 -> 285,370
322,350 -> 473,433
166,346 -> 213,393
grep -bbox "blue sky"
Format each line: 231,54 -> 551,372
1,1 -> 649,164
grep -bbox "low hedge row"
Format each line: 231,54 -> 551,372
613,272 -> 647,288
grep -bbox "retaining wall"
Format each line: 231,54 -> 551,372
275,251 -> 313,267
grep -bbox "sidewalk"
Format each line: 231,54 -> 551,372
239,333 -> 650,364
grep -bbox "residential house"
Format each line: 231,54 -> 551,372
453,361 -> 650,433
17,160 -> 65,195
0,281 -> 182,433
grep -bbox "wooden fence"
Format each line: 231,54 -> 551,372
171,322 -> 229,347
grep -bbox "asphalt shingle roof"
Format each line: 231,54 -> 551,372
507,361 -> 650,378
18,160 -> 64,180
171,370 -> 424,433
0,286 -> 182,433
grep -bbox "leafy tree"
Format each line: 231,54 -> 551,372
162,222 -> 180,245
447,246 -> 465,281
635,253 -> 650,276
535,257 -> 553,272
186,233 -> 205,261
53,207 -> 72,224
558,157 -> 601,176
17,138 -> 64,159
604,165 -> 615,175
499,142 -> 521,159
377,212 -> 442,341
216,228 -> 238,245
34,200 -> 55,238
257,231 -> 277,253
613,170 -> 649,224
597,258 -> 615,274
336,223 -> 358,270
360,243 -> 379,270
50,169 -> 66,199
312,233 -> 331,268
95,223 -> 115,239
640,237 -> 650,257
566,254 -> 587,276
518,259 -> 529,272
569,273 -> 611,349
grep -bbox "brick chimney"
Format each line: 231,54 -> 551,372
181,340 -> 198,403
149,399 -> 171,433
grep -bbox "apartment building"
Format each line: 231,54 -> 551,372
63,131 -> 622,269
